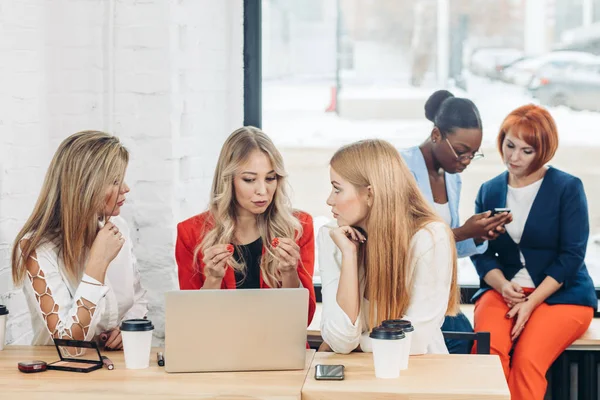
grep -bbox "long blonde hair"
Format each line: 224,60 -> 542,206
12,131 -> 129,286
196,126 -> 302,287
330,139 -> 459,329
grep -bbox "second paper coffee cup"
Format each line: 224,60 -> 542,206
381,319 -> 414,369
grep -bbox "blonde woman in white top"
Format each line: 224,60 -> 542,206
11,131 -> 148,349
318,139 -> 459,355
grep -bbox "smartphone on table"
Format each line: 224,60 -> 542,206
315,364 -> 345,380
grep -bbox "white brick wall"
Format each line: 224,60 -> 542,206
0,0 -> 244,345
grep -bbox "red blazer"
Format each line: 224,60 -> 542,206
175,210 -> 316,326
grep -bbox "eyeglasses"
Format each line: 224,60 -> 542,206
445,138 -> 484,162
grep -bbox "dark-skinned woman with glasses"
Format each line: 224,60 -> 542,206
400,90 -> 513,354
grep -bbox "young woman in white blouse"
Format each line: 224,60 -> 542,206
11,131 -> 148,349
318,139 -> 460,355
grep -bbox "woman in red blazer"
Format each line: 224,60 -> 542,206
175,126 -> 316,325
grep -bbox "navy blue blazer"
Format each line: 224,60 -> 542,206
471,167 -> 597,309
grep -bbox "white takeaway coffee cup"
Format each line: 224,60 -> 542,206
369,326 -> 405,379
0,305 -> 8,351
120,319 -> 154,369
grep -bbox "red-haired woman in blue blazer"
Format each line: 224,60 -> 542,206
471,104 -> 596,400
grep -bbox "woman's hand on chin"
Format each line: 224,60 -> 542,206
330,226 -> 366,255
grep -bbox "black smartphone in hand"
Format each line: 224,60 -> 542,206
315,364 -> 345,380
491,207 -> 511,216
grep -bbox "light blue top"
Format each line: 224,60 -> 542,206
400,146 -> 487,258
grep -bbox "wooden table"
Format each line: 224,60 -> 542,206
302,352 -> 510,400
0,346 -> 315,399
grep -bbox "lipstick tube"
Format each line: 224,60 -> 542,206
101,356 -> 114,370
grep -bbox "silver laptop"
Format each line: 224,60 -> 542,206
164,288 -> 309,373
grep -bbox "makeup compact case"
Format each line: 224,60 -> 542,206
46,339 -> 103,373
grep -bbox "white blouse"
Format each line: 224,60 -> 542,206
433,202 -> 452,226
506,178 -> 544,289
21,216 -> 148,345
317,220 -> 453,355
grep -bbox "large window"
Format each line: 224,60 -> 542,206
259,0 -> 600,286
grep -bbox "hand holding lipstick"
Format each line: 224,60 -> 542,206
272,237 -> 301,273
99,332 -> 109,345
203,244 -> 235,280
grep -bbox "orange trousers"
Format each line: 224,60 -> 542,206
472,289 -> 593,400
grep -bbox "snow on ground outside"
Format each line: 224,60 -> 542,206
264,73 -> 600,149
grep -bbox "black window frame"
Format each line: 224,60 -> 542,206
243,0 -> 262,129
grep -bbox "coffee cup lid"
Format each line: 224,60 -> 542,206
120,319 -> 154,332
382,319 -> 414,332
369,326 -> 405,340
0,305 -> 8,316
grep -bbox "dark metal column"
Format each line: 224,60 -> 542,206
549,352 -> 570,400
243,0 -> 262,128
578,351 -> 598,400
